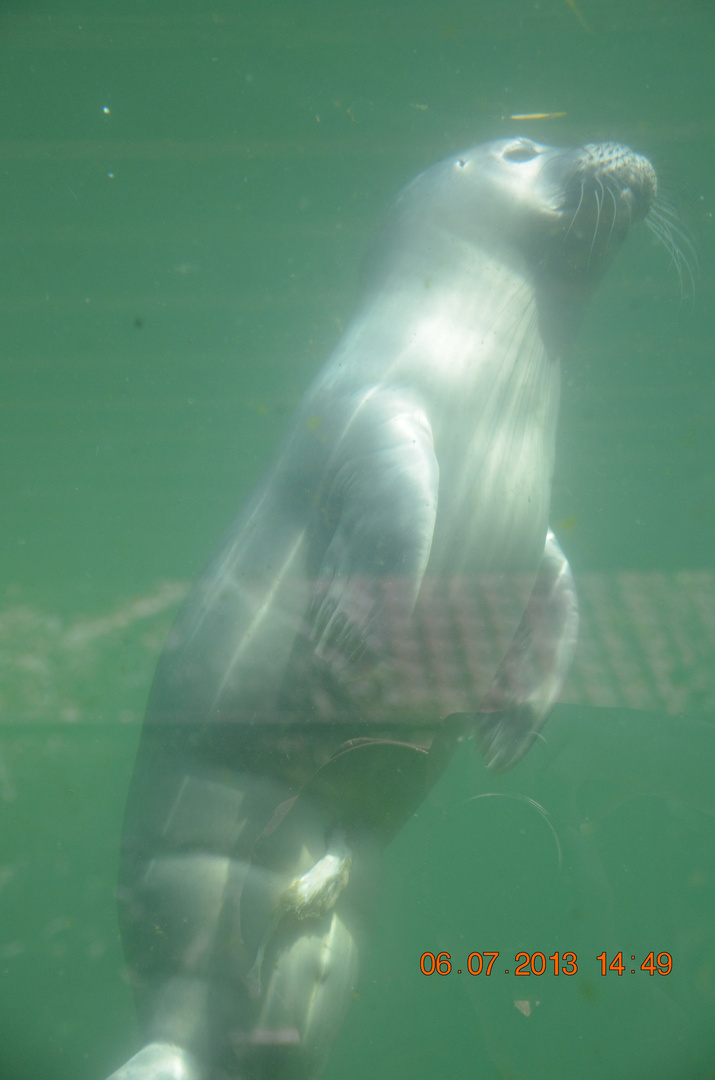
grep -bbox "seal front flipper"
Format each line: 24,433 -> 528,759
474,529 -> 579,771
309,389 -> 439,671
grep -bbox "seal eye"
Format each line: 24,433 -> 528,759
503,143 -> 539,163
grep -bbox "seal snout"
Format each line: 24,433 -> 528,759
573,142 -> 657,222
534,140 -> 659,284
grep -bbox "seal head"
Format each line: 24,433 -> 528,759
365,136 -> 657,355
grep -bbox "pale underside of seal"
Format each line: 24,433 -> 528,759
106,137 -> 657,1080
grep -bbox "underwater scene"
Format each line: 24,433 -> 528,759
1,2 -> 714,1078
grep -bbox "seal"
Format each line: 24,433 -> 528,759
105,137 -> 657,1080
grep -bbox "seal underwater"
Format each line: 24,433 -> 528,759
105,137 -> 657,1080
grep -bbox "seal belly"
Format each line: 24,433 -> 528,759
428,320 -> 559,575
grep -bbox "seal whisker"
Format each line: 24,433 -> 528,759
654,193 -> 691,225
606,183 -> 619,247
587,183 -> 604,268
562,180 -> 585,243
651,206 -> 699,270
646,206 -> 697,308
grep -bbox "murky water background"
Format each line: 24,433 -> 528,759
1,2 -> 714,1078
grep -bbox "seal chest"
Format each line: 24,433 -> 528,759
106,137 -> 657,1080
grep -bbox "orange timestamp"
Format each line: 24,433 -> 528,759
420,951 -> 673,976
596,951 -> 672,975
420,952 -> 578,976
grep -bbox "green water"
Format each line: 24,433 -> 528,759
1,1 -> 714,1078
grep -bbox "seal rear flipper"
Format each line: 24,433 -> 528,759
105,1042 -> 202,1080
239,736 -> 453,977
309,391 -> 439,672
243,910 -> 360,1080
475,529 -> 578,771
231,726 -> 464,1077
